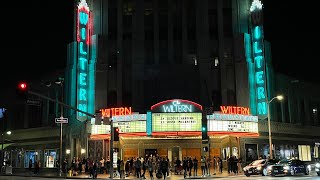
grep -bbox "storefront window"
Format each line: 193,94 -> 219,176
314,146 -> 319,158
298,145 -> 311,161
44,149 -> 57,168
24,150 -> 41,168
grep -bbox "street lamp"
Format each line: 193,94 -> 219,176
267,95 -> 283,159
55,77 -> 64,176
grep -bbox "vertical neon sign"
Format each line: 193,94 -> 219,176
250,0 -> 267,119
77,0 -> 90,121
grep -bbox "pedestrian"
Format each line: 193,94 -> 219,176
187,157 -> 193,177
193,157 -> 198,177
160,157 -> 168,180
237,157 -> 242,173
182,157 -> 188,178
206,156 -> 211,176
200,156 -> 206,177
213,156 -> 216,175
135,157 -> 142,178
218,157 -> 223,173
120,160 -> 125,178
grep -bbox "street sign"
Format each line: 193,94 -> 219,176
55,117 -> 68,124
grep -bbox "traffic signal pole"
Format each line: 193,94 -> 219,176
28,90 -> 95,118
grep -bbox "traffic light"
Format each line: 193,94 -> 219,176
114,127 -> 119,141
202,114 -> 208,142
16,82 -> 29,101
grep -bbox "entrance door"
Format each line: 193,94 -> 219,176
145,149 -> 157,157
171,147 -> 180,162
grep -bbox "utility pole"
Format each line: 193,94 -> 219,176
109,115 -> 114,179
55,78 -> 64,176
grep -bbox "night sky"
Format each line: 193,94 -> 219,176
1,1 -> 319,87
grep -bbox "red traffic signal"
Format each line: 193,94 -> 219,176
114,127 -> 119,141
18,82 -> 28,90
16,82 -> 29,101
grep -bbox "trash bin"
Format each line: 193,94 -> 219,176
5,166 -> 12,174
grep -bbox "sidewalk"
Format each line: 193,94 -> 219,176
1,171 -> 244,179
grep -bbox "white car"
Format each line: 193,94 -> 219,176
316,162 -> 320,176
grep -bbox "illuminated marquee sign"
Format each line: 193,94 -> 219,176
151,99 -> 202,113
152,113 -> 202,132
207,105 -> 258,133
250,0 -> 267,119
100,107 -> 132,118
90,114 -> 146,134
208,120 -> 258,133
76,0 -> 91,121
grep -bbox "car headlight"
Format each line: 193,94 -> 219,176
316,163 -> 320,168
257,166 -> 262,170
307,165 -> 311,170
283,166 -> 290,170
267,166 -> 272,170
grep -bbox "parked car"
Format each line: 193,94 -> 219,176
243,159 -> 278,177
316,161 -> 320,176
267,159 -> 310,176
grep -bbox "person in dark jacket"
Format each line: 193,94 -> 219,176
160,157 -> 168,180
193,157 -> 198,177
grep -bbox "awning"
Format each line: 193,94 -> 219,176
0,143 -> 15,150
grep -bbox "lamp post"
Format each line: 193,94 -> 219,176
267,95 -> 283,159
55,77 -> 64,176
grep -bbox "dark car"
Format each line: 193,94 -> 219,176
268,159 -> 310,176
315,161 -> 320,176
243,159 -> 278,177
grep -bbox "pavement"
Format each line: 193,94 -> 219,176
0,170 -> 241,179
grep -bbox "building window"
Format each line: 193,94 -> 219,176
24,150 -> 41,168
314,146 -> 319,158
44,149 -> 57,168
298,145 -> 311,161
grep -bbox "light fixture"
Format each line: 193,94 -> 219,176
6,131 -> 11,135
66,149 -> 70,154
81,149 -> 86,154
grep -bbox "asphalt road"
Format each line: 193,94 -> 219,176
1,175 -> 320,180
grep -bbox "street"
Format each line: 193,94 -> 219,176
0,174 -> 320,180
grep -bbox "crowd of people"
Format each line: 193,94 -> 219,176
59,154 -> 243,179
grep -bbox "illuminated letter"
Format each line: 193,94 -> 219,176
257,102 -> 267,115
100,109 -> 110,117
79,88 -> 87,100
257,87 -> 266,99
79,42 -> 87,55
253,26 -> 261,40
163,106 -> 171,112
81,28 -> 86,40
220,106 -> 228,114
125,107 -> 132,115
254,56 -> 263,68
79,73 -> 87,85
79,12 -> 89,25
256,71 -> 264,84
79,58 -> 88,70
119,108 -> 124,115
184,105 -> 192,112
78,104 -> 87,116
253,42 -> 262,54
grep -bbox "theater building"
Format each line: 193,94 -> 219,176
3,0 -> 320,170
